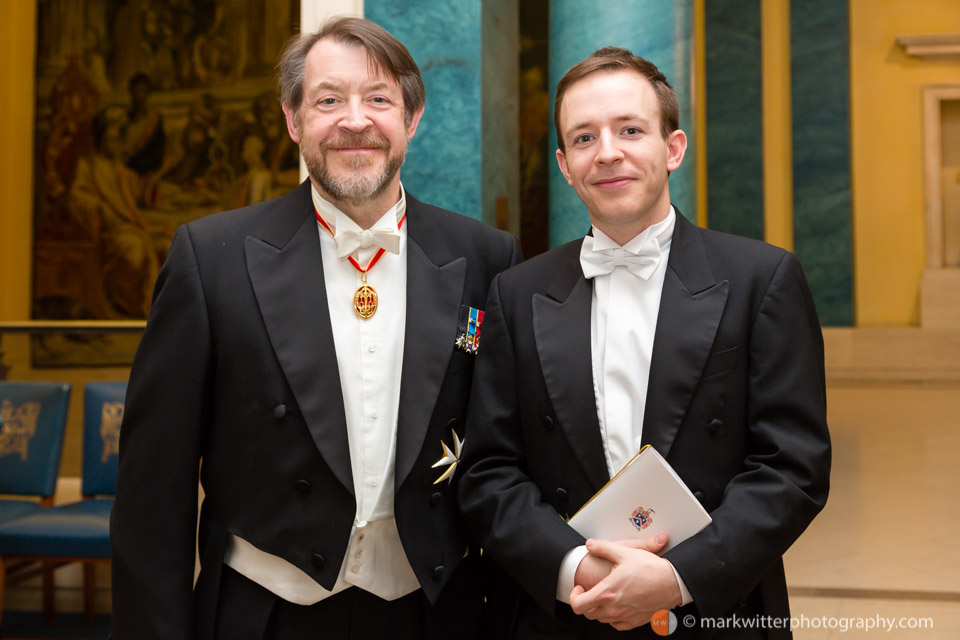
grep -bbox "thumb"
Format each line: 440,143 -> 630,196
569,584 -> 586,602
584,538 -> 624,563
616,533 -> 669,554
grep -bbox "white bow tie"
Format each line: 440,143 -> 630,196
579,234 -> 662,280
334,223 -> 401,258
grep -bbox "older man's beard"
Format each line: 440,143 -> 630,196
301,131 -> 407,206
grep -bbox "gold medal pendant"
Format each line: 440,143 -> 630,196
353,273 -> 378,319
314,204 -> 403,322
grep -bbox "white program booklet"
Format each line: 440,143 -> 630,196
567,445 -> 711,553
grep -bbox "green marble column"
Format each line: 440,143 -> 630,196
549,0 -> 696,247
365,0 -> 519,228
704,0 -> 764,241
791,0 -> 853,326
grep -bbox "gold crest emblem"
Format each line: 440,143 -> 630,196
0,400 -> 41,460
100,402 -> 124,462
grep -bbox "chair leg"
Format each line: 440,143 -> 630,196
0,556 -> 6,628
83,562 -> 96,623
42,561 -> 54,623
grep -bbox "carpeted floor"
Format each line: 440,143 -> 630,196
0,612 -> 110,639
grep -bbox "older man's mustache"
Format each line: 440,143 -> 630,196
321,133 -> 390,151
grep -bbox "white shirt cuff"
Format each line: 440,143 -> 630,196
668,560 -> 693,606
556,545 -> 589,603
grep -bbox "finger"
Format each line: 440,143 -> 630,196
570,582 -> 616,617
568,584 -> 585,602
592,609 -> 618,624
583,607 -> 604,621
569,590 -> 588,615
615,533 -> 668,553
584,538 -> 624,563
569,586 -> 602,616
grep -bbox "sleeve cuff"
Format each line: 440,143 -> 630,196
668,560 -> 693,606
556,545 -> 589,603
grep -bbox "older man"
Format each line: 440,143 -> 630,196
111,17 -> 520,640
459,47 -> 830,639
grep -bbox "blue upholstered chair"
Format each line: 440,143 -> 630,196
0,383 -> 71,518
0,382 -> 71,624
0,382 -> 123,623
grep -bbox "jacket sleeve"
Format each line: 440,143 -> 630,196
110,225 -> 214,639
664,251 -> 831,617
508,234 -> 523,269
458,273 -> 585,615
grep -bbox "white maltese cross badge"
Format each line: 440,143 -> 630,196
431,428 -> 464,485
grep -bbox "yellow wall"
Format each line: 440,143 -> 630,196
694,0 -> 707,229
849,0 -> 960,326
761,0 -> 794,252
0,3 -> 131,478
0,1 -> 36,322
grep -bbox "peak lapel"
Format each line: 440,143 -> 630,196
394,199 -> 466,489
643,213 -> 729,459
532,243 -> 609,491
245,186 -> 354,495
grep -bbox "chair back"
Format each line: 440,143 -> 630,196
0,382 -> 71,497
82,382 -> 126,497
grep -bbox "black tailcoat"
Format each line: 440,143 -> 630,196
458,211 -> 830,639
111,181 -> 521,639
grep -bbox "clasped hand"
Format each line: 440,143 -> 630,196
569,534 -> 682,631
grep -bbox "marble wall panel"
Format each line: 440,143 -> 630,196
366,0 -> 484,219
705,0 -> 764,240
549,0 -> 695,247
482,0 -> 520,232
791,0 -> 853,326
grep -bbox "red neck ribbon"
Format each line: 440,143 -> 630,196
315,206 -> 406,274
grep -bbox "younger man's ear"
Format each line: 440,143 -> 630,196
556,148 -> 574,187
665,129 -> 687,172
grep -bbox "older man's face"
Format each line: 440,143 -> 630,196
284,38 -> 422,206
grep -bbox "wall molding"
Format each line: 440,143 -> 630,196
823,327 -> 960,383
897,33 -> 960,59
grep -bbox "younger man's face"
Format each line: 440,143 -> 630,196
556,69 -> 686,242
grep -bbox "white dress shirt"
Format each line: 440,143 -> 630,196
224,184 -> 420,604
556,208 -> 692,606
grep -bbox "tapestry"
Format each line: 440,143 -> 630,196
31,0 -> 300,366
